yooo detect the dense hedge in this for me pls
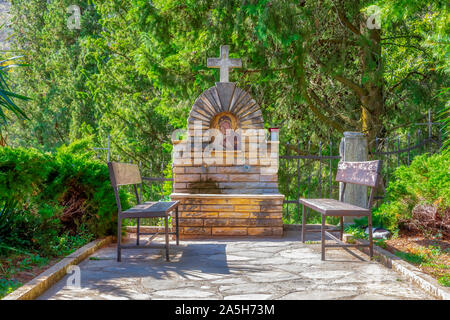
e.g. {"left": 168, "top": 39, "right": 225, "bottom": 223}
{"left": 372, "top": 151, "right": 450, "bottom": 236}
{"left": 0, "top": 138, "right": 130, "bottom": 256}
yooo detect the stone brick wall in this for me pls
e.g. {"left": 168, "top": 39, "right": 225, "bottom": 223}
{"left": 170, "top": 82, "right": 283, "bottom": 238}
{"left": 172, "top": 142, "right": 279, "bottom": 194}
{"left": 170, "top": 194, "right": 284, "bottom": 238}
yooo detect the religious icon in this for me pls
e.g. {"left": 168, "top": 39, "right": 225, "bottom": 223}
{"left": 219, "top": 115, "right": 239, "bottom": 150}
{"left": 212, "top": 113, "right": 240, "bottom": 150}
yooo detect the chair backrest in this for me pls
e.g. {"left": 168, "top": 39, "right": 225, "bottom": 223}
{"left": 335, "top": 160, "right": 383, "bottom": 209}
{"left": 108, "top": 162, "right": 142, "bottom": 212}
{"left": 108, "top": 162, "right": 142, "bottom": 187}
{"left": 335, "top": 160, "right": 382, "bottom": 187}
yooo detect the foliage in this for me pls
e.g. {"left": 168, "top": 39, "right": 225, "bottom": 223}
{"left": 375, "top": 0, "right": 449, "bottom": 120}
{"left": 439, "top": 93, "right": 450, "bottom": 150}
{"left": 350, "top": 152, "right": 450, "bottom": 235}
{"left": 0, "top": 250, "right": 49, "bottom": 279}
{"left": 395, "top": 250, "right": 428, "bottom": 265}
{"left": 345, "top": 219, "right": 449, "bottom": 287}
{"left": 0, "top": 21, "right": 30, "bottom": 143}
{"left": 0, "top": 203, "right": 58, "bottom": 254}
{"left": 0, "top": 54, "right": 29, "bottom": 128}
{"left": 0, "top": 138, "right": 130, "bottom": 256}
{"left": 394, "top": 244, "right": 450, "bottom": 287}
{"left": 0, "top": 278, "right": 21, "bottom": 298}
{"left": 439, "top": 274, "right": 450, "bottom": 287}
{"left": 344, "top": 152, "right": 449, "bottom": 237}
{"left": 2, "top": 0, "right": 446, "bottom": 169}
{"left": 0, "top": 146, "right": 52, "bottom": 204}
{"left": 374, "top": 0, "right": 449, "bottom": 73}
{"left": 343, "top": 224, "right": 391, "bottom": 249}
{"left": 0, "top": 232, "right": 92, "bottom": 298}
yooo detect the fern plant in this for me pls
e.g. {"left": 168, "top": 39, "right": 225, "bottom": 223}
{"left": 0, "top": 55, "right": 29, "bottom": 124}
{"left": 1, "top": 22, "right": 30, "bottom": 144}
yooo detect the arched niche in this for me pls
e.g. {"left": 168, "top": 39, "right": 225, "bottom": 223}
{"left": 187, "top": 82, "right": 264, "bottom": 133}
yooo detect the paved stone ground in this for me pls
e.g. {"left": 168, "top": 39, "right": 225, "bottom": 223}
{"left": 38, "top": 231, "right": 433, "bottom": 300}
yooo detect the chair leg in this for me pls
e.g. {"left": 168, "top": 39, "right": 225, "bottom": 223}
{"left": 321, "top": 215, "right": 325, "bottom": 261}
{"left": 165, "top": 214, "right": 170, "bottom": 261}
{"left": 117, "top": 217, "right": 122, "bottom": 262}
{"left": 340, "top": 217, "right": 344, "bottom": 241}
{"left": 176, "top": 206, "right": 179, "bottom": 246}
{"left": 301, "top": 205, "right": 306, "bottom": 243}
{"left": 368, "top": 214, "right": 373, "bottom": 258}
{"left": 136, "top": 218, "right": 140, "bottom": 246}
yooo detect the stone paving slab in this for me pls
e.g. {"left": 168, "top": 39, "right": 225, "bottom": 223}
{"left": 38, "top": 231, "right": 434, "bottom": 300}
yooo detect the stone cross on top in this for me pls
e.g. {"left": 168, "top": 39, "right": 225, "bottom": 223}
{"left": 207, "top": 45, "right": 242, "bottom": 83}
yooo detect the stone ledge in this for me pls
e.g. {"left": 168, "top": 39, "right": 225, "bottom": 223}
{"left": 346, "top": 236, "right": 450, "bottom": 300}
{"left": 2, "top": 236, "right": 113, "bottom": 300}
{"left": 177, "top": 233, "right": 284, "bottom": 240}
{"left": 171, "top": 193, "right": 284, "bottom": 199}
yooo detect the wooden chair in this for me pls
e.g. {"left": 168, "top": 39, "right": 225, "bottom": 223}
{"left": 108, "top": 162, "right": 180, "bottom": 262}
{"left": 299, "top": 160, "right": 383, "bottom": 260}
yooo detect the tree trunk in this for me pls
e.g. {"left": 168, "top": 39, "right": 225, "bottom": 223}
{"left": 361, "top": 85, "right": 384, "bottom": 146}
{"left": 360, "top": 17, "right": 384, "bottom": 148}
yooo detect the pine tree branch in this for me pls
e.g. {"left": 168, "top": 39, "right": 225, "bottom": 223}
{"left": 308, "top": 87, "right": 357, "bottom": 127}
{"left": 389, "top": 71, "right": 427, "bottom": 92}
{"left": 316, "top": 39, "right": 358, "bottom": 46}
{"left": 381, "top": 35, "right": 422, "bottom": 41}
{"left": 238, "top": 66, "right": 293, "bottom": 74}
{"left": 308, "top": 54, "right": 367, "bottom": 99}
{"left": 383, "top": 42, "right": 428, "bottom": 53}
{"left": 333, "top": 74, "right": 366, "bottom": 98}
{"left": 304, "top": 90, "right": 345, "bottom": 133}
{"left": 336, "top": 7, "right": 361, "bottom": 36}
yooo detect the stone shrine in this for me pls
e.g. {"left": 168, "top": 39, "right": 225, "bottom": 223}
{"left": 170, "top": 45, "right": 283, "bottom": 238}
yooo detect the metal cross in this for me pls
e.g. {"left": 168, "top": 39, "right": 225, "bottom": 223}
{"left": 207, "top": 45, "right": 242, "bottom": 83}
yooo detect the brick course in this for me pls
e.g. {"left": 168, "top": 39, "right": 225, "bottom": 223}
{"left": 171, "top": 194, "right": 284, "bottom": 239}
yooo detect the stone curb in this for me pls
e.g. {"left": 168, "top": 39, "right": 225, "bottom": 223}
{"left": 2, "top": 236, "right": 113, "bottom": 300}
{"left": 345, "top": 235, "right": 450, "bottom": 300}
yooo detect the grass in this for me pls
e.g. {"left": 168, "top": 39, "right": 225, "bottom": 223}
{"left": 345, "top": 225, "right": 450, "bottom": 287}
{"left": 0, "top": 278, "right": 22, "bottom": 297}
{"left": 0, "top": 252, "right": 50, "bottom": 298}
{"left": 304, "top": 240, "right": 321, "bottom": 244}
{"left": 282, "top": 211, "right": 340, "bottom": 225}
{"left": 395, "top": 251, "right": 426, "bottom": 264}
{"left": 393, "top": 244, "right": 450, "bottom": 287}
{"left": 438, "top": 274, "right": 450, "bottom": 286}
{"left": 88, "top": 257, "right": 101, "bottom": 261}
{"left": 0, "top": 233, "right": 93, "bottom": 298}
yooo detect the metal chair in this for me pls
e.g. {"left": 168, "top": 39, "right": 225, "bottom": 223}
{"left": 108, "top": 162, "right": 179, "bottom": 262}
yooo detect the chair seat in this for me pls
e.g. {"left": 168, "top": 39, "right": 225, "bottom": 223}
{"left": 299, "top": 198, "right": 370, "bottom": 216}
{"left": 121, "top": 201, "right": 179, "bottom": 218}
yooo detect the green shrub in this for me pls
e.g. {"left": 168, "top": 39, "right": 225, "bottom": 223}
{"left": 0, "top": 138, "right": 131, "bottom": 256}
{"left": 0, "top": 203, "right": 47, "bottom": 253}
{"left": 49, "top": 138, "right": 131, "bottom": 236}
{"left": 0, "top": 279, "right": 22, "bottom": 297}
{"left": 439, "top": 274, "right": 450, "bottom": 287}
{"left": 0, "top": 147, "right": 52, "bottom": 204}
{"left": 371, "top": 152, "right": 450, "bottom": 233}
